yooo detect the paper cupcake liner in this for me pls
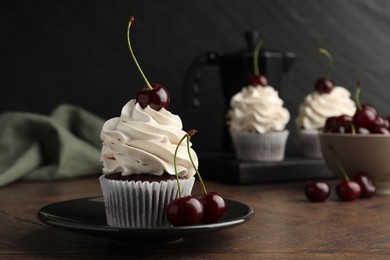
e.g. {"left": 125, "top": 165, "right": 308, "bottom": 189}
{"left": 299, "top": 129, "right": 322, "bottom": 158}
{"left": 230, "top": 130, "right": 289, "bottom": 162}
{"left": 99, "top": 175, "right": 195, "bottom": 228}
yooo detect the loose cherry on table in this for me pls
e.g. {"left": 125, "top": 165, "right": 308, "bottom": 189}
{"left": 248, "top": 39, "right": 268, "bottom": 87}
{"left": 335, "top": 180, "right": 361, "bottom": 201}
{"left": 315, "top": 48, "right": 335, "bottom": 94}
{"left": 304, "top": 181, "right": 331, "bottom": 202}
{"left": 127, "top": 16, "right": 170, "bottom": 111}
{"left": 353, "top": 172, "right": 376, "bottom": 198}
{"left": 328, "top": 144, "right": 362, "bottom": 201}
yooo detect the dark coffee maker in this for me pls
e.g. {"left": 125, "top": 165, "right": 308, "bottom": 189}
{"left": 183, "top": 31, "right": 296, "bottom": 151}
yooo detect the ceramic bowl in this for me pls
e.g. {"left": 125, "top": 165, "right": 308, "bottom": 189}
{"left": 319, "top": 133, "right": 390, "bottom": 195}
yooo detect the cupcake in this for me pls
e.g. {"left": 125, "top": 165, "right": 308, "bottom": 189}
{"left": 99, "top": 17, "right": 197, "bottom": 228}
{"left": 295, "top": 48, "right": 356, "bottom": 158}
{"left": 296, "top": 86, "right": 356, "bottom": 158}
{"left": 99, "top": 100, "right": 197, "bottom": 228}
{"left": 227, "top": 85, "right": 290, "bottom": 161}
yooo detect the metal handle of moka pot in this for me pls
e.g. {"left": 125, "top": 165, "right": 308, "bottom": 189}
{"left": 183, "top": 51, "right": 221, "bottom": 107}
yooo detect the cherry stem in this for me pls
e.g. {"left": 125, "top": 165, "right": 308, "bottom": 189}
{"left": 318, "top": 48, "right": 333, "bottom": 80}
{"left": 185, "top": 131, "right": 207, "bottom": 195}
{"left": 127, "top": 16, "right": 152, "bottom": 90}
{"left": 253, "top": 39, "right": 263, "bottom": 76}
{"left": 173, "top": 134, "right": 188, "bottom": 198}
{"left": 354, "top": 80, "right": 362, "bottom": 110}
{"left": 351, "top": 123, "right": 356, "bottom": 135}
{"left": 328, "top": 145, "right": 350, "bottom": 181}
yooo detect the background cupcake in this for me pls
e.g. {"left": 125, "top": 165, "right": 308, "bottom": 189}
{"left": 227, "top": 85, "right": 290, "bottom": 161}
{"left": 295, "top": 48, "right": 356, "bottom": 158}
{"left": 296, "top": 86, "right": 356, "bottom": 158}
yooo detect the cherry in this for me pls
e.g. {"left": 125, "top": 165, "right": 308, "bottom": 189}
{"left": 127, "top": 16, "right": 170, "bottom": 110}
{"left": 371, "top": 126, "right": 390, "bottom": 134}
{"left": 324, "top": 116, "right": 338, "bottom": 132}
{"left": 352, "top": 172, "right": 376, "bottom": 198}
{"left": 373, "top": 116, "right": 390, "bottom": 129}
{"left": 355, "top": 127, "right": 370, "bottom": 134}
{"left": 166, "top": 196, "right": 204, "bottom": 226}
{"left": 304, "top": 181, "right": 331, "bottom": 202}
{"left": 336, "top": 180, "right": 361, "bottom": 201}
{"left": 353, "top": 106, "right": 377, "bottom": 129}
{"left": 248, "top": 39, "right": 268, "bottom": 86}
{"left": 352, "top": 86, "right": 377, "bottom": 129}
{"left": 325, "top": 115, "right": 353, "bottom": 133}
{"left": 185, "top": 130, "right": 226, "bottom": 224}
{"left": 315, "top": 48, "right": 335, "bottom": 94}
{"left": 167, "top": 130, "right": 226, "bottom": 226}
{"left": 328, "top": 145, "right": 361, "bottom": 201}
{"left": 198, "top": 192, "right": 226, "bottom": 223}
{"left": 249, "top": 75, "right": 268, "bottom": 87}
{"left": 136, "top": 83, "right": 170, "bottom": 110}
{"left": 315, "top": 78, "right": 335, "bottom": 94}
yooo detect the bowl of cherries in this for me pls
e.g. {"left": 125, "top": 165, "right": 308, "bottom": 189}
{"left": 318, "top": 85, "right": 390, "bottom": 195}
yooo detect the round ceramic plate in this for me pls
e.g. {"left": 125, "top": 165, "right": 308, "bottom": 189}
{"left": 37, "top": 197, "right": 254, "bottom": 243}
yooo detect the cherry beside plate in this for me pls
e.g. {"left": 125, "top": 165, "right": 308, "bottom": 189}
{"left": 37, "top": 197, "right": 254, "bottom": 243}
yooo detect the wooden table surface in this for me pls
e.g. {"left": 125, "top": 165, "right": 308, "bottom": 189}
{"left": 1, "top": 176, "right": 390, "bottom": 259}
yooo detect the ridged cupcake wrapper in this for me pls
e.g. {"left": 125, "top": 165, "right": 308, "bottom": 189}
{"left": 99, "top": 175, "right": 195, "bottom": 228}
{"left": 299, "top": 129, "right": 322, "bottom": 159}
{"left": 231, "top": 130, "right": 289, "bottom": 162}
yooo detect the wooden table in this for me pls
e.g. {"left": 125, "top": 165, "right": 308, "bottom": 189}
{"left": 1, "top": 176, "right": 390, "bottom": 259}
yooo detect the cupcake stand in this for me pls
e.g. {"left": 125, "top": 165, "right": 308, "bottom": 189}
{"left": 199, "top": 152, "right": 334, "bottom": 184}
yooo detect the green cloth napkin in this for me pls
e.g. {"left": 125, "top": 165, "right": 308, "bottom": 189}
{"left": 0, "top": 104, "right": 104, "bottom": 187}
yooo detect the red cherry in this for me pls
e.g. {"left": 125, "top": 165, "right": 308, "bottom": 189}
{"left": 355, "top": 127, "right": 370, "bottom": 134}
{"left": 249, "top": 39, "right": 268, "bottom": 87}
{"left": 198, "top": 192, "right": 227, "bottom": 223}
{"left": 335, "top": 180, "right": 361, "bottom": 201}
{"left": 136, "top": 83, "right": 170, "bottom": 110}
{"left": 249, "top": 75, "right": 268, "bottom": 87}
{"left": 371, "top": 126, "right": 390, "bottom": 134}
{"left": 315, "top": 78, "right": 335, "bottom": 94}
{"left": 166, "top": 195, "right": 204, "bottom": 226}
{"left": 352, "top": 172, "right": 376, "bottom": 198}
{"left": 353, "top": 104, "right": 377, "bottom": 129}
{"left": 324, "top": 116, "right": 338, "bottom": 132}
{"left": 373, "top": 116, "right": 390, "bottom": 129}
{"left": 127, "top": 17, "right": 170, "bottom": 111}
{"left": 326, "top": 115, "right": 352, "bottom": 133}
{"left": 315, "top": 48, "right": 335, "bottom": 94}
{"left": 304, "top": 181, "right": 331, "bottom": 202}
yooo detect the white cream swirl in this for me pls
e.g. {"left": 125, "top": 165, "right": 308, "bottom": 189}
{"left": 227, "top": 85, "right": 290, "bottom": 134}
{"left": 100, "top": 100, "right": 198, "bottom": 179}
{"left": 295, "top": 86, "right": 356, "bottom": 129}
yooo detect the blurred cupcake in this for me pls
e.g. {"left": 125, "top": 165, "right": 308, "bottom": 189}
{"left": 227, "top": 85, "right": 290, "bottom": 161}
{"left": 296, "top": 86, "right": 355, "bottom": 158}
{"left": 296, "top": 48, "right": 356, "bottom": 158}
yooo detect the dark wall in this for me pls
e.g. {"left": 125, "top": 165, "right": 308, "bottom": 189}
{"left": 2, "top": 0, "right": 390, "bottom": 153}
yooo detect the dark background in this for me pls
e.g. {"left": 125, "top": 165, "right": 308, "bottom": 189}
{"left": 2, "top": 0, "right": 390, "bottom": 153}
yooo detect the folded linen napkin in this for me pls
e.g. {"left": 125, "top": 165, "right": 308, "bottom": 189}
{"left": 0, "top": 104, "right": 104, "bottom": 187}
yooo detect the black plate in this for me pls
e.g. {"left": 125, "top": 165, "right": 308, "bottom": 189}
{"left": 37, "top": 197, "right": 254, "bottom": 243}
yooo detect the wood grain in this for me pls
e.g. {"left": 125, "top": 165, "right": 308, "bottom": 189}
{"left": 1, "top": 177, "right": 390, "bottom": 258}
